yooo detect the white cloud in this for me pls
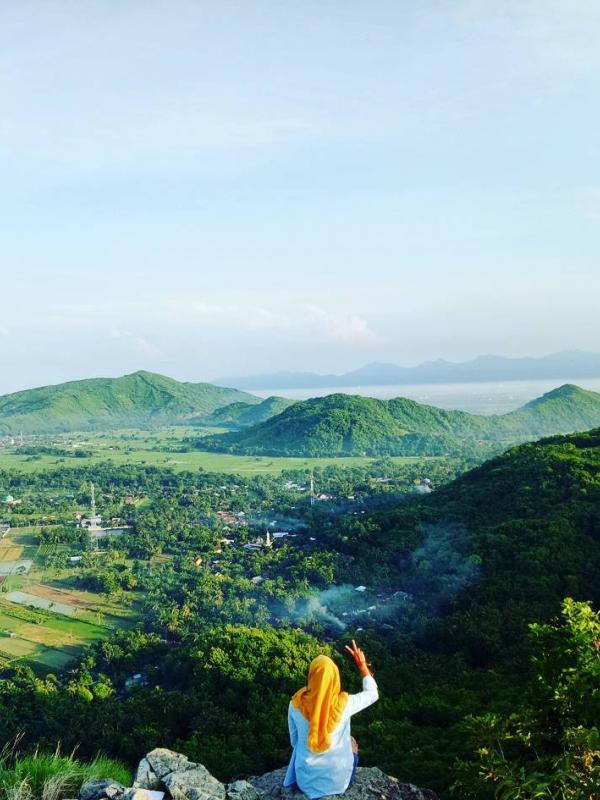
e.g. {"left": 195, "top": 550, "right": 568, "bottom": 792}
{"left": 171, "top": 298, "right": 383, "bottom": 345}
{"left": 0, "top": 326, "right": 11, "bottom": 338}
{"left": 108, "top": 327, "right": 160, "bottom": 358}
{"left": 302, "top": 305, "right": 384, "bottom": 345}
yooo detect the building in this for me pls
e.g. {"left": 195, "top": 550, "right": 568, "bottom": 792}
{"left": 80, "top": 483, "right": 130, "bottom": 547}
{"left": 76, "top": 513, "right": 103, "bottom": 529}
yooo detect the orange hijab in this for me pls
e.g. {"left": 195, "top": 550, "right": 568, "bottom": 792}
{"left": 291, "top": 655, "right": 349, "bottom": 753}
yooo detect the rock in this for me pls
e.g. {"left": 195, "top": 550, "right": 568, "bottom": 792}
{"left": 226, "top": 780, "right": 263, "bottom": 800}
{"left": 246, "top": 769, "right": 287, "bottom": 800}
{"left": 163, "top": 766, "right": 226, "bottom": 800}
{"left": 146, "top": 749, "right": 194, "bottom": 780}
{"left": 135, "top": 750, "right": 437, "bottom": 800}
{"left": 134, "top": 758, "right": 164, "bottom": 791}
{"left": 79, "top": 779, "right": 125, "bottom": 800}
{"left": 248, "top": 767, "right": 439, "bottom": 800}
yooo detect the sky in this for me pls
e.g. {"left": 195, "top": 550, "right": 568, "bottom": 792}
{"left": 1, "top": 0, "right": 599, "bottom": 393}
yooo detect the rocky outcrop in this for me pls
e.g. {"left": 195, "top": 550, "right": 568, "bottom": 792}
{"left": 79, "top": 749, "right": 438, "bottom": 800}
{"left": 249, "top": 767, "right": 438, "bottom": 800}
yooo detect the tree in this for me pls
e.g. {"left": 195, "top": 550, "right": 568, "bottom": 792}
{"left": 455, "top": 598, "right": 600, "bottom": 800}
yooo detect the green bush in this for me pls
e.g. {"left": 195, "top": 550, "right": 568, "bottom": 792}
{"left": 454, "top": 599, "right": 600, "bottom": 799}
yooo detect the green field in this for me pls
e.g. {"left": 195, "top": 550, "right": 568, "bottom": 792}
{"left": 0, "top": 526, "right": 137, "bottom": 673}
{"left": 0, "top": 429, "right": 430, "bottom": 475}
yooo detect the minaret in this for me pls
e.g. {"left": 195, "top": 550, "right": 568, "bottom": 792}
{"left": 265, "top": 530, "right": 272, "bottom": 547}
{"left": 310, "top": 470, "right": 315, "bottom": 507}
{"left": 90, "top": 482, "right": 96, "bottom": 520}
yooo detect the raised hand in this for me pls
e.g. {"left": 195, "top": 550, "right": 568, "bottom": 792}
{"left": 344, "top": 639, "right": 371, "bottom": 677}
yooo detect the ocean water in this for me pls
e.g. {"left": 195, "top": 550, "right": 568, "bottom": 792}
{"left": 251, "top": 377, "right": 600, "bottom": 416}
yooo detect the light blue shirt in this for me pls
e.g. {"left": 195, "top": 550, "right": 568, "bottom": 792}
{"left": 284, "top": 675, "right": 379, "bottom": 799}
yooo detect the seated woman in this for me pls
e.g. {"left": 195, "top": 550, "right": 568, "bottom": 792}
{"left": 284, "top": 640, "right": 379, "bottom": 799}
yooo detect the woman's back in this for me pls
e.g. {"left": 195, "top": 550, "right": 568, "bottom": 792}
{"left": 284, "top": 643, "right": 379, "bottom": 799}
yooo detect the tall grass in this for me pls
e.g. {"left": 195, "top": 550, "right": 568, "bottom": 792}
{"left": 0, "top": 744, "right": 131, "bottom": 800}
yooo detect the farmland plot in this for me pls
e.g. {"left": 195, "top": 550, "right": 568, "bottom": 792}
{"left": 6, "top": 590, "right": 78, "bottom": 616}
{"left": 0, "top": 560, "right": 33, "bottom": 576}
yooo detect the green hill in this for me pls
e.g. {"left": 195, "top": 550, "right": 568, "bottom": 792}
{"left": 198, "top": 396, "right": 296, "bottom": 429}
{"left": 199, "top": 384, "right": 600, "bottom": 456}
{"left": 0, "top": 371, "right": 258, "bottom": 434}
{"left": 495, "top": 383, "right": 600, "bottom": 436}
{"left": 355, "top": 425, "right": 600, "bottom": 660}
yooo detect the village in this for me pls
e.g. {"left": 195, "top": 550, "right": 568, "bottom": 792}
{"left": 0, "top": 453, "right": 447, "bottom": 676}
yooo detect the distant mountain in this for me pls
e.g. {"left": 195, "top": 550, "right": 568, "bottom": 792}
{"left": 199, "top": 384, "right": 600, "bottom": 457}
{"left": 199, "top": 396, "right": 296, "bottom": 429}
{"left": 216, "top": 350, "right": 600, "bottom": 389}
{"left": 0, "top": 371, "right": 258, "bottom": 434}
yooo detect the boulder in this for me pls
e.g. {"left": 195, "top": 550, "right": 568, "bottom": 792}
{"left": 163, "top": 766, "right": 226, "bottom": 800}
{"left": 134, "top": 758, "right": 164, "bottom": 791}
{"left": 80, "top": 779, "right": 126, "bottom": 800}
{"left": 146, "top": 749, "right": 194, "bottom": 780}
{"left": 247, "top": 767, "right": 439, "bottom": 800}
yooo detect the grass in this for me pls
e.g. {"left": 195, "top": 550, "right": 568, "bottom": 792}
{"left": 0, "top": 746, "right": 131, "bottom": 800}
{"left": 0, "top": 427, "right": 430, "bottom": 475}
{"left": 0, "top": 447, "right": 426, "bottom": 475}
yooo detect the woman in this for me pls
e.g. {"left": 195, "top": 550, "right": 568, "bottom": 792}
{"left": 284, "top": 640, "right": 379, "bottom": 799}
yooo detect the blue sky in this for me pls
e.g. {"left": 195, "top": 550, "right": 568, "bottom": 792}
{"left": 1, "top": 0, "right": 599, "bottom": 392}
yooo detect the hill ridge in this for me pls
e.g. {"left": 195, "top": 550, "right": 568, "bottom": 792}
{"left": 0, "top": 372, "right": 258, "bottom": 434}
{"left": 199, "top": 384, "right": 600, "bottom": 457}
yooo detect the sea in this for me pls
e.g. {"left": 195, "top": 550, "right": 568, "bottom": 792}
{"left": 251, "top": 378, "right": 600, "bottom": 416}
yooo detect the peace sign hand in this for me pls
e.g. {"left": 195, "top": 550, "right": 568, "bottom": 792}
{"left": 344, "top": 639, "right": 371, "bottom": 677}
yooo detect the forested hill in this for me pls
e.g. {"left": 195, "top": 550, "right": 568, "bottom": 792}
{"left": 0, "top": 371, "right": 258, "bottom": 434}
{"left": 200, "top": 384, "right": 600, "bottom": 456}
{"left": 199, "top": 395, "right": 296, "bottom": 429}
{"left": 349, "top": 426, "right": 600, "bottom": 662}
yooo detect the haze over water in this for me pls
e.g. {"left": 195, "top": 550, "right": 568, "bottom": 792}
{"left": 252, "top": 378, "right": 600, "bottom": 416}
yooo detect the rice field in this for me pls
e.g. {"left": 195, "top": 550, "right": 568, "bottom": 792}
{"left": 6, "top": 591, "right": 78, "bottom": 616}
{"left": 0, "top": 526, "right": 137, "bottom": 673}
{"left": 0, "top": 545, "right": 24, "bottom": 561}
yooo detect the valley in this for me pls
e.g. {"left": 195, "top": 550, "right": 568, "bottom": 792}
{"left": 1, "top": 422, "right": 599, "bottom": 797}
{"left": 1, "top": 373, "right": 599, "bottom": 799}
{"left": 0, "top": 428, "right": 432, "bottom": 475}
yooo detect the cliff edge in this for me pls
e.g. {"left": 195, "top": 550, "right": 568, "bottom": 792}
{"left": 80, "top": 749, "right": 439, "bottom": 800}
